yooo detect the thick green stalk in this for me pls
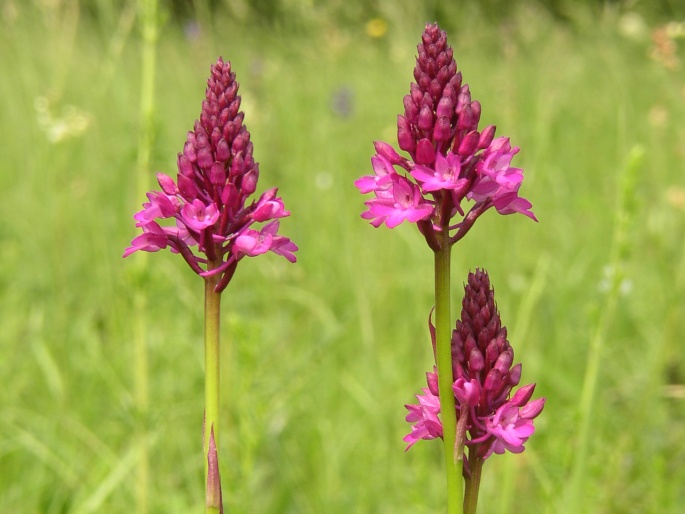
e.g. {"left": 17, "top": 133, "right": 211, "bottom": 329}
{"left": 463, "top": 450, "right": 484, "bottom": 514}
{"left": 434, "top": 227, "right": 463, "bottom": 513}
{"left": 204, "top": 271, "right": 222, "bottom": 514}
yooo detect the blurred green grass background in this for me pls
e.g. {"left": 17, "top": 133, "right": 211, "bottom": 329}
{"left": 1, "top": 0, "right": 685, "bottom": 512}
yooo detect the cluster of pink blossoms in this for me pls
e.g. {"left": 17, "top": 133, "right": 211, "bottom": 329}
{"left": 124, "top": 58, "right": 297, "bottom": 292}
{"left": 355, "top": 24, "right": 535, "bottom": 248}
{"left": 404, "top": 270, "right": 545, "bottom": 464}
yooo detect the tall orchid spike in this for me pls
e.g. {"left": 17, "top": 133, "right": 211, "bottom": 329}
{"left": 125, "top": 57, "right": 297, "bottom": 292}
{"left": 355, "top": 23, "right": 536, "bottom": 247}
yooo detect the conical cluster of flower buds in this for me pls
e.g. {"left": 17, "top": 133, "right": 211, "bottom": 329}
{"left": 404, "top": 270, "right": 545, "bottom": 460}
{"left": 124, "top": 58, "right": 297, "bottom": 292}
{"left": 355, "top": 24, "right": 535, "bottom": 249}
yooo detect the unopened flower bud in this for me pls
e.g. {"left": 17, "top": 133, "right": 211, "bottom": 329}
{"left": 457, "top": 130, "right": 479, "bottom": 156}
{"left": 216, "top": 138, "right": 230, "bottom": 162}
{"left": 398, "top": 116, "right": 415, "bottom": 153}
{"left": 469, "top": 347, "right": 485, "bottom": 371}
{"left": 241, "top": 168, "right": 258, "bottom": 195}
{"left": 209, "top": 162, "right": 226, "bottom": 185}
{"left": 484, "top": 368, "right": 502, "bottom": 392}
{"left": 403, "top": 95, "right": 419, "bottom": 122}
{"left": 157, "top": 173, "right": 178, "bottom": 195}
{"left": 418, "top": 105, "right": 434, "bottom": 131}
{"left": 437, "top": 96, "right": 453, "bottom": 118}
{"left": 478, "top": 125, "right": 496, "bottom": 149}
{"left": 374, "top": 141, "right": 403, "bottom": 165}
{"left": 415, "top": 138, "right": 435, "bottom": 165}
{"left": 432, "top": 116, "right": 452, "bottom": 142}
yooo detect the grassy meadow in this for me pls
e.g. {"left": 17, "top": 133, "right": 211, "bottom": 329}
{"left": 1, "top": 1, "right": 685, "bottom": 512}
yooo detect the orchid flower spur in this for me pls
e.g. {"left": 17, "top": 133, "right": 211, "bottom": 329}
{"left": 404, "top": 270, "right": 545, "bottom": 511}
{"left": 124, "top": 57, "right": 297, "bottom": 514}
{"left": 125, "top": 57, "right": 297, "bottom": 293}
{"left": 355, "top": 23, "right": 535, "bottom": 250}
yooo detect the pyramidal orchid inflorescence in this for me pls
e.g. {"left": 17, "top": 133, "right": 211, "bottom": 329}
{"left": 124, "top": 57, "right": 297, "bottom": 292}
{"left": 404, "top": 269, "right": 545, "bottom": 466}
{"left": 355, "top": 23, "right": 535, "bottom": 250}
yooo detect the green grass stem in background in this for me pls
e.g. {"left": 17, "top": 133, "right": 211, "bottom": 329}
{"left": 132, "top": 0, "right": 159, "bottom": 512}
{"left": 1, "top": 2, "right": 684, "bottom": 512}
{"left": 562, "top": 145, "right": 644, "bottom": 512}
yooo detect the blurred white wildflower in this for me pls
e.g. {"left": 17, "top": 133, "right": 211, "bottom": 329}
{"left": 34, "top": 96, "right": 90, "bottom": 143}
{"left": 617, "top": 12, "right": 648, "bottom": 41}
{"left": 598, "top": 265, "right": 632, "bottom": 296}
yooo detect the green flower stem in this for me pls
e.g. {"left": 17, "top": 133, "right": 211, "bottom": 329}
{"left": 434, "top": 227, "right": 463, "bottom": 514}
{"left": 204, "top": 269, "right": 222, "bottom": 514}
{"left": 463, "top": 450, "right": 484, "bottom": 514}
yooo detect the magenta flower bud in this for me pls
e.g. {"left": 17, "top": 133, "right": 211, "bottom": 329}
{"left": 178, "top": 154, "right": 194, "bottom": 177}
{"left": 221, "top": 183, "right": 238, "bottom": 209}
{"left": 418, "top": 105, "right": 434, "bottom": 132}
{"left": 510, "top": 383, "right": 536, "bottom": 407}
{"left": 216, "top": 138, "right": 230, "bottom": 162}
{"left": 468, "top": 347, "right": 484, "bottom": 371}
{"left": 403, "top": 95, "right": 419, "bottom": 122}
{"left": 484, "top": 368, "right": 502, "bottom": 392}
{"left": 209, "top": 162, "right": 225, "bottom": 185}
{"left": 478, "top": 125, "right": 496, "bottom": 149}
{"left": 464, "top": 333, "right": 477, "bottom": 356}
{"left": 427, "top": 369, "right": 439, "bottom": 396}
{"left": 229, "top": 154, "right": 244, "bottom": 178}
{"left": 241, "top": 168, "right": 258, "bottom": 195}
{"left": 178, "top": 173, "right": 199, "bottom": 200}
{"left": 231, "top": 130, "right": 250, "bottom": 154}
{"left": 157, "top": 173, "right": 178, "bottom": 195}
{"left": 432, "top": 116, "right": 452, "bottom": 142}
{"left": 183, "top": 140, "right": 197, "bottom": 163}
{"left": 373, "top": 141, "right": 403, "bottom": 165}
{"left": 470, "top": 100, "right": 482, "bottom": 125}
{"left": 508, "top": 363, "right": 522, "bottom": 385}
{"left": 397, "top": 116, "right": 415, "bottom": 153}
{"left": 415, "top": 138, "right": 436, "bottom": 165}
{"left": 436, "top": 96, "right": 453, "bottom": 118}
{"left": 494, "top": 351, "right": 513, "bottom": 375}
{"left": 520, "top": 397, "right": 546, "bottom": 419}
{"left": 410, "top": 83, "right": 423, "bottom": 105}
{"left": 457, "top": 103, "right": 474, "bottom": 130}
{"left": 227, "top": 98, "right": 240, "bottom": 119}
{"left": 457, "top": 130, "right": 479, "bottom": 156}
{"left": 197, "top": 146, "right": 213, "bottom": 171}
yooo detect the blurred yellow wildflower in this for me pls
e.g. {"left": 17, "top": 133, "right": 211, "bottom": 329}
{"left": 366, "top": 17, "right": 388, "bottom": 39}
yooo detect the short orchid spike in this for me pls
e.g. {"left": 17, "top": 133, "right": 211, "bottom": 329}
{"left": 404, "top": 269, "right": 545, "bottom": 460}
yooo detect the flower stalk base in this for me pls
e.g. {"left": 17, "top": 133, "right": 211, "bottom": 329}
{"left": 204, "top": 268, "right": 222, "bottom": 513}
